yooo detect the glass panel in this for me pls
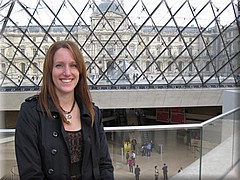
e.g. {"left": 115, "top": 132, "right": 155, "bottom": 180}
{"left": 1, "top": 108, "right": 239, "bottom": 179}
{"left": 0, "top": 131, "right": 16, "bottom": 179}
{"left": 202, "top": 117, "right": 232, "bottom": 178}
{"left": 201, "top": 110, "right": 240, "bottom": 179}
{"left": 0, "top": 0, "right": 239, "bottom": 89}
{"left": 108, "top": 128, "right": 201, "bottom": 179}
{"left": 232, "top": 109, "right": 240, "bottom": 171}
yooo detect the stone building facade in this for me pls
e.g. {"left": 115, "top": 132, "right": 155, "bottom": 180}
{"left": 0, "top": 0, "right": 239, "bottom": 87}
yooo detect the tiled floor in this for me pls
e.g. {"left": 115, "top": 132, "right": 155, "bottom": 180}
{"left": 110, "top": 130, "right": 195, "bottom": 180}
{"left": 1, "top": 138, "right": 195, "bottom": 180}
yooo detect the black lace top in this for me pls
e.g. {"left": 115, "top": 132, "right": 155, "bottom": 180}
{"left": 66, "top": 130, "right": 83, "bottom": 180}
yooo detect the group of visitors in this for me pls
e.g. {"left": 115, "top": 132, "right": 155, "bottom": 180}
{"left": 153, "top": 163, "right": 169, "bottom": 180}
{"left": 128, "top": 162, "right": 169, "bottom": 180}
{"left": 125, "top": 150, "right": 142, "bottom": 180}
{"left": 141, "top": 140, "right": 153, "bottom": 157}
{"left": 126, "top": 150, "right": 136, "bottom": 172}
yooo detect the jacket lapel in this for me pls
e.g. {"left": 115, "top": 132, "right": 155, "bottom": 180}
{"left": 75, "top": 95, "right": 93, "bottom": 170}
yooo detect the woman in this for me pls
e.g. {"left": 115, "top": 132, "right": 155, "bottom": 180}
{"left": 15, "top": 40, "right": 114, "bottom": 179}
{"left": 154, "top": 165, "right": 159, "bottom": 180}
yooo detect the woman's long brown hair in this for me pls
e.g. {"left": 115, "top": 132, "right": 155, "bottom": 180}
{"left": 39, "top": 40, "right": 94, "bottom": 125}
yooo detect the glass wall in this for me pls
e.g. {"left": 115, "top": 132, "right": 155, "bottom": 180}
{"left": 0, "top": 0, "right": 239, "bottom": 91}
{"left": 199, "top": 109, "right": 240, "bottom": 179}
{"left": 1, "top": 107, "right": 239, "bottom": 179}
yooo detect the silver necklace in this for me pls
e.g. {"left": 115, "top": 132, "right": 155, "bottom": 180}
{"left": 60, "top": 101, "right": 75, "bottom": 123}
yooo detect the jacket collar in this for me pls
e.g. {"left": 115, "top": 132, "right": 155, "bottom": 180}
{"left": 75, "top": 94, "right": 91, "bottom": 117}
{"left": 75, "top": 94, "right": 92, "bottom": 127}
{"left": 36, "top": 95, "right": 58, "bottom": 113}
{"left": 35, "top": 94, "right": 92, "bottom": 126}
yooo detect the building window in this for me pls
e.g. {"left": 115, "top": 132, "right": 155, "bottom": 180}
{"left": 179, "top": 36, "right": 182, "bottom": 42}
{"left": 206, "top": 61, "right": 210, "bottom": 71}
{"left": 32, "top": 62, "right": 38, "bottom": 73}
{"left": 188, "top": 47, "right": 192, "bottom": 56}
{"left": 107, "top": 46, "right": 114, "bottom": 56}
{"left": 20, "top": 47, "right": 25, "bottom": 55}
{"left": 45, "top": 46, "right": 49, "bottom": 54}
{"left": 156, "top": 45, "right": 161, "bottom": 55}
{"left": 156, "top": 61, "right": 161, "bottom": 71}
{"left": 20, "top": 63, "right": 26, "bottom": 74}
{"left": 33, "top": 48, "right": 38, "bottom": 56}
{"left": 178, "top": 46, "right": 183, "bottom": 55}
{"left": 146, "top": 61, "right": 151, "bottom": 72}
{"left": 168, "top": 47, "right": 171, "bottom": 56}
{"left": 130, "top": 44, "right": 135, "bottom": 56}
{"left": 146, "top": 36, "right": 149, "bottom": 42}
{"left": 146, "top": 48, "right": 151, "bottom": 57}
{"left": 44, "top": 36, "right": 48, "bottom": 42}
{"left": 228, "top": 43, "right": 232, "bottom": 55}
{"left": 1, "top": 48, "right": 5, "bottom": 56}
{"left": 189, "top": 62, "right": 192, "bottom": 72}
{"left": 168, "top": 61, "right": 172, "bottom": 71}
{"left": 1, "top": 63, "right": 6, "bottom": 74}
{"left": 178, "top": 61, "right": 183, "bottom": 71}
{"left": 206, "top": 37, "right": 209, "bottom": 44}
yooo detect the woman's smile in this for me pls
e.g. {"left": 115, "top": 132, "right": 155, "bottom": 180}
{"left": 61, "top": 78, "right": 73, "bottom": 83}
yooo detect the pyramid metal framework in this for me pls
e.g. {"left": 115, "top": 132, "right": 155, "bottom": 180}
{"left": 0, "top": 0, "right": 239, "bottom": 91}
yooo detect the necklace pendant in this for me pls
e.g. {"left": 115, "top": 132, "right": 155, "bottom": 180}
{"left": 60, "top": 101, "right": 75, "bottom": 124}
{"left": 66, "top": 114, "right": 72, "bottom": 123}
{"left": 66, "top": 114, "right": 72, "bottom": 120}
{"left": 66, "top": 118, "right": 71, "bottom": 124}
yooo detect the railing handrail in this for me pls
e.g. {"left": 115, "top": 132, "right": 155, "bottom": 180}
{"left": 1, "top": 107, "right": 239, "bottom": 133}
{"left": 200, "top": 107, "right": 240, "bottom": 126}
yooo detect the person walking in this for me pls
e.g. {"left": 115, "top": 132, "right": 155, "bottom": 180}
{"left": 131, "top": 151, "right": 136, "bottom": 167}
{"left": 15, "top": 40, "right": 114, "bottom": 180}
{"left": 162, "top": 163, "right": 168, "bottom": 180}
{"left": 132, "top": 138, "right": 137, "bottom": 151}
{"left": 126, "top": 151, "right": 130, "bottom": 165}
{"left": 154, "top": 165, "right": 159, "bottom": 180}
{"left": 134, "top": 164, "right": 141, "bottom": 180}
{"left": 141, "top": 144, "right": 146, "bottom": 156}
{"left": 146, "top": 142, "right": 151, "bottom": 157}
{"left": 129, "top": 158, "right": 133, "bottom": 173}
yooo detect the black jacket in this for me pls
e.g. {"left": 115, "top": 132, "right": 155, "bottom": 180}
{"left": 15, "top": 95, "right": 114, "bottom": 180}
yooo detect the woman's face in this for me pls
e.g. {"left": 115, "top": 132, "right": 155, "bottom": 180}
{"left": 52, "top": 48, "right": 79, "bottom": 96}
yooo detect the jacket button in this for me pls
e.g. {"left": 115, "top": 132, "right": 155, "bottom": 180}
{"left": 52, "top": 131, "right": 59, "bottom": 137}
{"left": 52, "top": 113, "right": 59, "bottom": 119}
{"left": 48, "top": 168, "right": 54, "bottom": 175}
{"left": 51, "top": 149, "right": 58, "bottom": 155}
